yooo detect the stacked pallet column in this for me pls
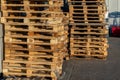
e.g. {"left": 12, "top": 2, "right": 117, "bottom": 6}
{"left": 69, "top": 0, "right": 108, "bottom": 58}
{"left": 1, "top": 0, "right": 68, "bottom": 80}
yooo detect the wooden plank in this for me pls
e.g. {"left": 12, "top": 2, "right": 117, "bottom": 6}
{"left": 70, "top": 38, "right": 108, "bottom": 43}
{"left": 71, "top": 25, "right": 106, "bottom": 29}
{"left": 70, "top": 49, "right": 108, "bottom": 58}
{"left": 68, "top": 0, "right": 105, "bottom": 3}
{"left": 70, "top": 23, "right": 106, "bottom": 25}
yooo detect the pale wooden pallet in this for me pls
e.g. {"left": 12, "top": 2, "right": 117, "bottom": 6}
{"left": 70, "top": 43, "right": 108, "bottom": 49}
{"left": 4, "top": 77, "right": 61, "bottom": 80}
{"left": 1, "top": 10, "right": 66, "bottom": 18}
{"left": 4, "top": 36, "right": 68, "bottom": 45}
{"left": 69, "top": 12, "right": 105, "bottom": 15}
{"left": 70, "top": 54, "right": 107, "bottom": 59}
{"left": 68, "top": 1, "right": 105, "bottom": 4}
{"left": 3, "top": 73, "right": 58, "bottom": 80}
{"left": 70, "top": 45, "right": 108, "bottom": 52}
{"left": 68, "top": 0, "right": 105, "bottom": 2}
{"left": 1, "top": 0, "right": 63, "bottom": 6}
{"left": 1, "top": 6, "right": 63, "bottom": 13}
{"left": 4, "top": 30, "right": 68, "bottom": 38}
{"left": 69, "top": 23, "right": 106, "bottom": 26}
{"left": 70, "top": 6, "right": 105, "bottom": 10}
{"left": 4, "top": 35, "right": 68, "bottom": 42}
{"left": 71, "top": 28, "right": 108, "bottom": 34}
{"left": 3, "top": 24, "right": 68, "bottom": 33}
{"left": 70, "top": 20, "right": 105, "bottom": 24}
{"left": 69, "top": 4, "right": 105, "bottom": 7}
{"left": 69, "top": 5, "right": 105, "bottom": 7}
{"left": 4, "top": 47, "right": 67, "bottom": 61}
{"left": 5, "top": 42, "right": 68, "bottom": 50}
{"left": 71, "top": 25, "right": 106, "bottom": 29}
{"left": 1, "top": 16, "right": 66, "bottom": 24}
{"left": 3, "top": 51, "right": 64, "bottom": 79}
{"left": 1, "top": 21, "right": 67, "bottom": 26}
{"left": 71, "top": 35, "right": 107, "bottom": 39}
{"left": 70, "top": 44, "right": 108, "bottom": 48}
{"left": 70, "top": 38, "right": 108, "bottom": 43}
{"left": 3, "top": 55, "right": 63, "bottom": 79}
{"left": 70, "top": 15, "right": 105, "bottom": 18}
{"left": 70, "top": 49, "right": 108, "bottom": 59}
{"left": 71, "top": 31, "right": 107, "bottom": 35}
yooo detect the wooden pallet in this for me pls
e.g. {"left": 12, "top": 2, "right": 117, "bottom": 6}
{"left": 69, "top": 1, "right": 105, "bottom": 5}
{"left": 71, "top": 42, "right": 108, "bottom": 47}
{"left": 71, "top": 34, "right": 107, "bottom": 38}
{"left": 69, "top": 14, "right": 105, "bottom": 23}
{"left": 71, "top": 24, "right": 106, "bottom": 29}
{"left": 71, "top": 35, "right": 107, "bottom": 39}
{"left": 4, "top": 31, "right": 68, "bottom": 39}
{"left": 5, "top": 36, "right": 68, "bottom": 45}
{"left": 3, "top": 55, "right": 63, "bottom": 79}
{"left": 68, "top": 0, "right": 105, "bottom": 2}
{"left": 1, "top": 0, "right": 64, "bottom": 6}
{"left": 71, "top": 32, "right": 107, "bottom": 35}
{"left": 4, "top": 29, "right": 68, "bottom": 37}
{"left": 70, "top": 16, "right": 104, "bottom": 21}
{"left": 4, "top": 77, "right": 55, "bottom": 80}
{"left": 5, "top": 43, "right": 67, "bottom": 52}
{"left": 4, "top": 24, "right": 68, "bottom": 32}
{"left": 1, "top": 11, "right": 66, "bottom": 18}
{"left": 70, "top": 20, "right": 104, "bottom": 24}
{"left": 70, "top": 38, "right": 108, "bottom": 43}
{"left": 3, "top": 51, "right": 64, "bottom": 79}
{"left": 71, "top": 46, "right": 108, "bottom": 51}
{"left": 71, "top": 28, "right": 108, "bottom": 34}
{"left": 70, "top": 43, "right": 108, "bottom": 48}
{"left": 70, "top": 49, "right": 108, "bottom": 59}
{"left": 69, "top": 5, "right": 106, "bottom": 10}
{"left": 70, "top": 23, "right": 106, "bottom": 26}
{"left": 1, "top": 17, "right": 67, "bottom": 24}
{"left": 4, "top": 77, "right": 61, "bottom": 80}
{"left": 5, "top": 48, "right": 67, "bottom": 57}
{"left": 69, "top": 2, "right": 105, "bottom": 7}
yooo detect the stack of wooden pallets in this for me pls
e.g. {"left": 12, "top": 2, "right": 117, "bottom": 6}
{"left": 68, "top": 0, "right": 108, "bottom": 58}
{"left": 1, "top": 0, "right": 68, "bottom": 79}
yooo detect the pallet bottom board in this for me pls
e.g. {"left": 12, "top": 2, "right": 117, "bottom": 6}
{"left": 3, "top": 76, "right": 57, "bottom": 80}
{"left": 70, "top": 54, "right": 107, "bottom": 59}
{"left": 3, "top": 72, "right": 59, "bottom": 80}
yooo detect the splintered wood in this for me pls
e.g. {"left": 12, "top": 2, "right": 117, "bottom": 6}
{"left": 1, "top": 0, "right": 68, "bottom": 80}
{"left": 69, "top": 0, "right": 108, "bottom": 59}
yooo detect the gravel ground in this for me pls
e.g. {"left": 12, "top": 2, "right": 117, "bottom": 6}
{"left": 61, "top": 37, "right": 120, "bottom": 80}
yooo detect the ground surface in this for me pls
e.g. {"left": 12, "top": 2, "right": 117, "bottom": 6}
{"left": 61, "top": 37, "right": 120, "bottom": 80}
